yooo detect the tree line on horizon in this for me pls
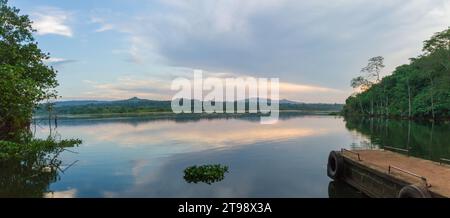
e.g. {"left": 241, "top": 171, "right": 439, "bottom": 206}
{"left": 343, "top": 27, "right": 450, "bottom": 120}
{"left": 34, "top": 98, "right": 343, "bottom": 116}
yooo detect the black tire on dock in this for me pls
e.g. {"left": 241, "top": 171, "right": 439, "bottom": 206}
{"left": 397, "top": 184, "right": 431, "bottom": 198}
{"left": 327, "top": 151, "right": 344, "bottom": 180}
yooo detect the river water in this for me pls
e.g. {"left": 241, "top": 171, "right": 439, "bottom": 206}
{"left": 3, "top": 115, "right": 449, "bottom": 197}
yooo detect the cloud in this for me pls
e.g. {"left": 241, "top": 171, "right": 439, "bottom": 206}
{"left": 78, "top": 76, "right": 172, "bottom": 100}
{"left": 280, "top": 82, "right": 341, "bottom": 94}
{"left": 279, "top": 82, "right": 347, "bottom": 103}
{"left": 90, "top": 16, "right": 114, "bottom": 32}
{"left": 32, "top": 7, "right": 73, "bottom": 37}
{"left": 67, "top": 115, "right": 336, "bottom": 149}
{"left": 71, "top": 69, "right": 345, "bottom": 103}
{"left": 95, "top": 23, "right": 114, "bottom": 32}
{"left": 44, "top": 57, "right": 77, "bottom": 66}
{"left": 93, "top": 0, "right": 450, "bottom": 91}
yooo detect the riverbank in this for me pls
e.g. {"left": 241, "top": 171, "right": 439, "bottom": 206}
{"left": 343, "top": 114, "right": 450, "bottom": 124}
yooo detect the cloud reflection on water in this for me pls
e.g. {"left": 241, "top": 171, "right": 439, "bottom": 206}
{"left": 36, "top": 116, "right": 351, "bottom": 197}
{"left": 52, "top": 116, "right": 340, "bottom": 151}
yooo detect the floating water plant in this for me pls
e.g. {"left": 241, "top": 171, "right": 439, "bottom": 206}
{"left": 183, "top": 164, "right": 229, "bottom": 185}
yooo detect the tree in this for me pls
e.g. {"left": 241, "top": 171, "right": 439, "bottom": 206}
{"left": 423, "top": 27, "right": 450, "bottom": 54}
{"left": 396, "top": 65, "right": 418, "bottom": 118}
{"left": 351, "top": 56, "right": 385, "bottom": 116}
{"left": 362, "top": 56, "right": 385, "bottom": 82}
{"left": 350, "top": 76, "right": 372, "bottom": 114}
{"left": 0, "top": 0, "right": 58, "bottom": 140}
{"left": 351, "top": 76, "right": 372, "bottom": 91}
{"left": 423, "top": 27, "right": 450, "bottom": 74}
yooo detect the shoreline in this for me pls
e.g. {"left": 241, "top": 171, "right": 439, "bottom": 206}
{"left": 32, "top": 110, "right": 341, "bottom": 120}
{"left": 343, "top": 114, "right": 450, "bottom": 124}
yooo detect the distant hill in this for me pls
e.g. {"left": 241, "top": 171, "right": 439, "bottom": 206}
{"left": 50, "top": 100, "right": 109, "bottom": 107}
{"left": 278, "top": 99, "right": 302, "bottom": 104}
{"left": 35, "top": 97, "right": 343, "bottom": 116}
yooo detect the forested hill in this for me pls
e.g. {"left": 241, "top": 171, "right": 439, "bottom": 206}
{"left": 34, "top": 97, "right": 343, "bottom": 116}
{"left": 343, "top": 27, "right": 450, "bottom": 120}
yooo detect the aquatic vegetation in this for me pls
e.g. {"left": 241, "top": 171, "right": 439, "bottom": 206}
{"left": 0, "top": 137, "right": 82, "bottom": 160}
{"left": 183, "top": 164, "right": 229, "bottom": 185}
{"left": 0, "top": 137, "right": 82, "bottom": 197}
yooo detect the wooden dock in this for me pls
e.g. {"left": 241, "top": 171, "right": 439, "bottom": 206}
{"left": 327, "top": 149, "right": 450, "bottom": 198}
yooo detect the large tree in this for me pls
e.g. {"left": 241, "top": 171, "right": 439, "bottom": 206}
{"left": 350, "top": 56, "right": 385, "bottom": 116}
{"left": 423, "top": 27, "right": 450, "bottom": 54}
{"left": 361, "top": 56, "right": 385, "bottom": 82}
{"left": 0, "top": 0, "right": 58, "bottom": 139}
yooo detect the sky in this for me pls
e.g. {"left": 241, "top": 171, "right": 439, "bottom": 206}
{"left": 9, "top": 0, "right": 450, "bottom": 103}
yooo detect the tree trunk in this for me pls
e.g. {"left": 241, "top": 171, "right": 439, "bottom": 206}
{"left": 407, "top": 120, "right": 411, "bottom": 149}
{"left": 359, "top": 99, "right": 364, "bottom": 115}
{"left": 383, "top": 85, "right": 388, "bottom": 117}
{"left": 429, "top": 76, "right": 436, "bottom": 120}
{"left": 371, "top": 99, "right": 374, "bottom": 116}
{"left": 407, "top": 80, "right": 412, "bottom": 118}
{"left": 386, "top": 96, "right": 389, "bottom": 117}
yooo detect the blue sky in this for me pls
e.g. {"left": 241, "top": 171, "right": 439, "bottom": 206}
{"left": 9, "top": 0, "right": 450, "bottom": 103}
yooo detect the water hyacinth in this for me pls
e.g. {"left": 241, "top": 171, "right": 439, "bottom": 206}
{"left": 183, "top": 164, "right": 229, "bottom": 185}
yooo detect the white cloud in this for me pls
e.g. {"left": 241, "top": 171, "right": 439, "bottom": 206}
{"left": 280, "top": 82, "right": 348, "bottom": 103}
{"left": 78, "top": 76, "right": 172, "bottom": 100}
{"left": 90, "top": 16, "right": 114, "bottom": 32}
{"left": 44, "top": 188, "right": 77, "bottom": 198}
{"left": 44, "top": 57, "right": 67, "bottom": 63}
{"left": 43, "top": 57, "right": 76, "bottom": 66}
{"left": 280, "top": 82, "right": 341, "bottom": 94}
{"left": 32, "top": 7, "right": 73, "bottom": 37}
{"left": 95, "top": 23, "right": 114, "bottom": 32}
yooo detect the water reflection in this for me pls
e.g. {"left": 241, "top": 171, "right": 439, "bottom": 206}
{"left": 44, "top": 188, "right": 77, "bottom": 198}
{"left": 344, "top": 117, "right": 450, "bottom": 161}
{"left": 0, "top": 146, "right": 75, "bottom": 198}
{"left": 9, "top": 115, "right": 356, "bottom": 197}
{"left": 7, "top": 115, "right": 447, "bottom": 198}
{"left": 328, "top": 181, "right": 365, "bottom": 198}
{"left": 36, "top": 115, "right": 337, "bottom": 152}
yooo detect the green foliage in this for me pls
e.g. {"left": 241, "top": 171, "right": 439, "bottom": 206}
{"left": 351, "top": 76, "right": 371, "bottom": 89}
{"left": 344, "top": 27, "right": 450, "bottom": 120}
{"left": 423, "top": 27, "right": 450, "bottom": 54}
{"left": 183, "top": 164, "right": 229, "bottom": 185}
{"left": 0, "top": 0, "right": 80, "bottom": 195}
{"left": 0, "top": 136, "right": 81, "bottom": 197}
{"left": 0, "top": 137, "right": 82, "bottom": 160}
{"left": 0, "top": 0, "right": 58, "bottom": 139}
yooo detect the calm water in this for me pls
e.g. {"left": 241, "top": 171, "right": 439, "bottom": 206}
{"left": 2, "top": 115, "right": 450, "bottom": 198}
